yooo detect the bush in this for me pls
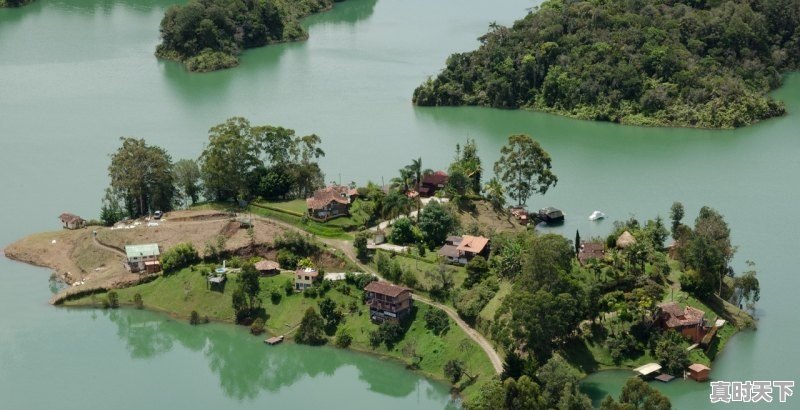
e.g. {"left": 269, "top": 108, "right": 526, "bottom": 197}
{"left": 184, "top": 50, "right": 239, "bottom": 73}
{"left": 161, "top": 243, "right": 200, "bottom": 273}
{"left": 453, "top": 282, "right": 494, "bottom": 324}
{"left": 335, "top": 328, "right": 353, "bottom": 348}
{"left": 400, "top": 270, "right": 418, "bottom": 288}
{"left": 390, "top": 217, "right": 417, "bottom": 245}
{"left": 107, "top": 291, "right": 119, "bottom": 309}
{"left": 133, "top": 293, "right": 143, "bottom": 309}
{"left": 443, "top": 359, "right": 465, "bottom": 384}
{"left": 277, "top": 249, "right": 299, "bottom": 270}
{"left": 303, "top": 287, "right": 318, "bottom": 298}
{"left": 190, "top": 310, "right": 200, "bottom": 325}
{"left": 295, "top": 307, "right": 326, "bottom": 345}
{"left": 270, "top": 289, "right": 282, "bottom": 304}
{"left": 275, "top": 231, "right": 318, "bottom": 256}
{"left": 284, "top": 280, "right": 295, "bottom": 296}
{"left": 606, "top": 331, "right": 639, "bottom": 364}
{"left": 250, "top": 318, "right": 265, "bottom": 335}
{"left": 377, "top": 322, "right": 405, "bottom": 348}
{"left": 424, "top": 308, "right": 450, "bottom": 335}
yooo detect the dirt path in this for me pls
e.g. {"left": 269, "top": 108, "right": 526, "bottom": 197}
{"left": 246, "top": 213, "right": 504, "bottom": 374}
{"left": 92, "top": 234, "right": 126, "bottom": 258}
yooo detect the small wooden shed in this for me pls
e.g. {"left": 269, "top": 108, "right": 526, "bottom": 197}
{"left": 688, "top": 363, "right": 711, "bottom": 382}
{"left": 255, "top": 260, "right": 280, "bottom": 276}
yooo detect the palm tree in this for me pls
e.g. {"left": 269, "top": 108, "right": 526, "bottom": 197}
{"left": 390, "top": 167, "right": 414, "bottom": 193}
{"left": 483, "top": 177, "right": 506, "bottom": 211}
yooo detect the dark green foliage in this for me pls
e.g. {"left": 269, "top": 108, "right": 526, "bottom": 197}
{"left": 1, "top": 0, "right": 35, "bottom": 9}
{"left": 277, "top": 249, "right": 299, "bottom": 270}
{"left": 190, "top": 310, "right": 200, "bottom": 325}
{"left": 417, "top": 200, "right": 456, "bottom": 247}
{"left": 606, "top": 331, "right": 640, "bottom": 364}
{"left": 654, "top": 330, "right": 690, "bottom": 375}
{"left": 370, "top": 321, "right": 405, "bottom": 349}
{"left": 464, "top": 255, "right": 489, "bottom": 288}
{"left": 600, "top": 377, "right": 672, "bottom": 410}
{"left": 675, "top": 206, "right": 735, "bottom": 296}
{"left": 270, "top": 289, "right": 282, "bottom": 304}
{"left": 161, "top": 243, "right": 200, "bottom": 273}
{"left": 354, "top": 231, "right": 370, "bottom": 260}
{"left": 107, "top": 137, "right": 174, "bottom": 218}
{"left": 106, "top": 291, "right": 119, "bottom": 309}
{"left": 318, "top": 297, "right": 342, "bottom": 331}
{"left": 283, "top": 279, "right": 294, "bottom": 296}
{"left": 295, "top": 307, "right": 326, "bottom": 345}
{"left": 345, "top": 271, "right": 377, "bottom": 289}
{"left": 493, "top": 134, "right": 557, "bottom": 207}
{"left": 250, "top": 318, "right": 265, "bottom": 335}
{"left": 334, "top": 328, "right": 353, "bottom": 348}
{"left": 156, "top": 0, "right": 344, "bottom": 72}
{"left": 501, "top": 350, "right": 536, "bottom": 381}
{"left": 414, "top": 0, "right": 800, "bottom": 128}
{"left": 275, "top": 230, "right": 319, "bottom": 256}
{"left": 133, "top": 293, "right": 144, "bottom": 309}
{"left": 423, "top": 308, "right": 450, "bottom": 335}
{"left": 389, "top": 217, "right": 416, "bottom": 245}
{"left": 443, "top": 359, "right": 464, "bottom": 384}
{"left": 454, "top": 281, "right": 495, "bottom": 324}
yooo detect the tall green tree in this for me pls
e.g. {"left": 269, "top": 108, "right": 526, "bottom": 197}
{"left": 483, "top": 177, "right": 506, "bottom": 210}
{"left": 199, "top": 117, "right": 261, "bottom": 201}
{"left": 173, "top": 159, "right": 201, "bottom": 206}
{"left": 494, "top": 134, "right": 557, "bottom": 206}
{"left": 295, "top": 307, "right": 326, "bottom": 345}
{"left": 417, "top": 200, "right": 456, "bottom": 247}
{"left": 107, "top": 137, "right": 175, "bottom": 217}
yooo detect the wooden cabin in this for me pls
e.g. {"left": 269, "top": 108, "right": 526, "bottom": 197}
{"left": 688, "top": 363, "right": 711, "bottom": 382}
{"left": 364, "top": 281, "right": 413, "bottom": 323}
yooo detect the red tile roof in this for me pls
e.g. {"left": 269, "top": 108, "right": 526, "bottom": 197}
{"left": 306, "top": 185, "right": 353, "bottom": 211}
{"left": 421, "top": 171, "right": 448, "bottom": 186}
{"left": 658, "top": 302, "right": 705, "bottom": 328}
{"left": 456, "top": 235, "right": 489, "bottom": 255}
{"left": 365, "top": 281, "right": 410, "bottom": 298}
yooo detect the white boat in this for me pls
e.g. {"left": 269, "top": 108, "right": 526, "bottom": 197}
{"left": 589, "top": 211, "right": 606, "bottom": 221}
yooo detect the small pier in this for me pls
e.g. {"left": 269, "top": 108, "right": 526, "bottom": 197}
{"left": 264, "top": 335, "right": 284, "bottom": 345}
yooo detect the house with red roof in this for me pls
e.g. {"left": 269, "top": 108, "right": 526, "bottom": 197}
{"left": 364, "top": 281, "right": 413, "bottom": 323}
{"left": 305, "top": 185, "right": 358, "bottom": 220}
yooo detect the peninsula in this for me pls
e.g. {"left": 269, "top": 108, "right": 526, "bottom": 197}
{"left": 5, "top": 117, "right": 759, "bottom": 409}
{"left": 155, "top": 0, "right": 346, "bottom": 72}
{"left": 413, "top": 0, "right": 800, "bottom": 129}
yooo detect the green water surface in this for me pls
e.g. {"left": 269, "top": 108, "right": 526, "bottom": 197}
{"left": 2, "top": 0, "right": 799, "bottom": 408}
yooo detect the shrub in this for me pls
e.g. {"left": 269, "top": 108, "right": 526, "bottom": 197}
{"left": 133, "top": 293, "right": 144, "bottom": 309}
{"left": 284, "top": 280, "right": 295, "bottom": 296}
{"left": 400, "top": 270, "right": 418, "bottom": 288}
{"left": 335, "top": 328, "right": 353, "bottom": 348}
{"left": 161, "top": 243, "right": 200, "bottom": 273}
{"left": 275, "top": 231, "right": 318, "bottom": 256}
{"left": 250, "top": 318, "right": 265, "bottom": 335}
{"left": 390, "top": 217, "right": 417, "bottom": 245}
{"left": 107, "top": 291, "right": 119, "bottom": 309}
{"left": 303, "top": 287, "right": 318, "bottom": 298}
{"left": 270, "top": 289, "right": 282, "bottom": 304}
{"left": 190, "top": 310, "right": 200, "bottom": 325}
{"left": 295, "top": 308, "right": 326, "bottom": 345}
{"left": 424, "top": 308, "right": 450, "bottom": 335}
{"left": 443, "top": 359, "right": 465, "bottom": 384}
{"left": 277, "top": 249, "right": 299, "bottom": 270}
{"left": 453, "top": 282, "right": 494, "bottom": 324}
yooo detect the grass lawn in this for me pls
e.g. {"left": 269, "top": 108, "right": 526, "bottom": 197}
{"left": 66, "top": 265, "right": 495, "bottom": 400}
{"left": 247, "top": 203, "right": 354, "bottom": 240}
{"left": 372, "top": 250, "right": 467, "bottom": 294}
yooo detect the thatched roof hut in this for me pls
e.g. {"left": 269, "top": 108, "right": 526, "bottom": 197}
{"left": 616, "top": 231, "right": 637, "bottom": 249}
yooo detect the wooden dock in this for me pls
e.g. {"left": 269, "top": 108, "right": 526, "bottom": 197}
{"left": 264, "top": 335, "right": 284, "bottom": 345}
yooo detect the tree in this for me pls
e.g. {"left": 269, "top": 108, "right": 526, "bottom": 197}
{"left": 443, "top": 359, "right": 465, "bottom": 384}
{"left": 736, "top": 261, "right": 760, "bottom": 314}
{"left": 519, "top": 234, "right": 575, "bottom": 291}
{"left": 295, "top": 307, "right": 326, "bottom": 345}
{"left": 390, "top": 217, "right": 417, "bottom": 245}
{"left": 574, "top": 230, "right": 581, "bottom": 255}
{"left": 334, "top": 327, "right": 353, "bottom": 348}
{"left": 107, "top": 137, "right": 174, "bottom": 217}
{"left": 417, "top": 200, "right": 456, "bottom": 247}
{"left": 464, "top": 255, "right": 489, "bottom": 288}
{"left": 424, "top": 308, "right": 450, "bottom": 335}
{"left": 199, "top": 117, "right": 261, "bottom": 201}
{"left": 318, "top": 297, "right": 342, "bottom": 330}
{"left": 238, "top": 262, "right": 262, "bottom": 312}
{"left": 501, "top": 350, "right": 535, "bottom": 381}
{"left": 460, "top": 139, "right": 483, "bottom": 193}
{"left": 618, "top": 377, "right": 671, "bottom": 410}
{"left": 654, "top": 330, "right": 689, "bottom": 375}
{"left": 160, "top": 242, "right": 200, "bottom": 273}
{"left": 426, "top": 263, "right": 455, "bottom": 300}
{"left": 483, "top": 177, "right": 506, "bottom": 210}
{"left": 354, "top": 231, "right": 370, "bottom": 260}
{"left": 670, "top": 202, "right": 685, "bottom": 239}
{"left": 100, "top": 188, "right": 126, "bottom": 226}
{"left": 173, "top": 159, "right": 201, "bottom": 206}
{"left": 493, "top": 134, "right": 557, "bottom": 206}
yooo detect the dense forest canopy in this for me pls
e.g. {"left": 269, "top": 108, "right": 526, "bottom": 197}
{"left": 156, "top": 0, "right": 344, "bottom": 72}
{"left": 0, "top": 0, "right": 35, "bottom": 7}
{"left": 413, "top": 0, "right": 800, "bottom": 128}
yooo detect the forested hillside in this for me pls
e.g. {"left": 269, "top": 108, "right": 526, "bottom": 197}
{"left": 413, "top": 0, "right": 800, "bottom": 128}
{"left": 156, "top": 0, "right": 344, "bottom": 72}
{"left": 1, "top": 0, "right": 34, "bottom": 7}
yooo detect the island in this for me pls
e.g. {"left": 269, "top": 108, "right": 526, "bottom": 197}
{"left": 413, "top": 0, "right": 800, "bottom": 129}
{"left": 1, "top": 0, "right": 34, "bottom": 7}
{"left": 5, "top": 117, "right": 760, "bottom": 409}
{"left": 155, "top": 0, "right": 346, "bottom": 72}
